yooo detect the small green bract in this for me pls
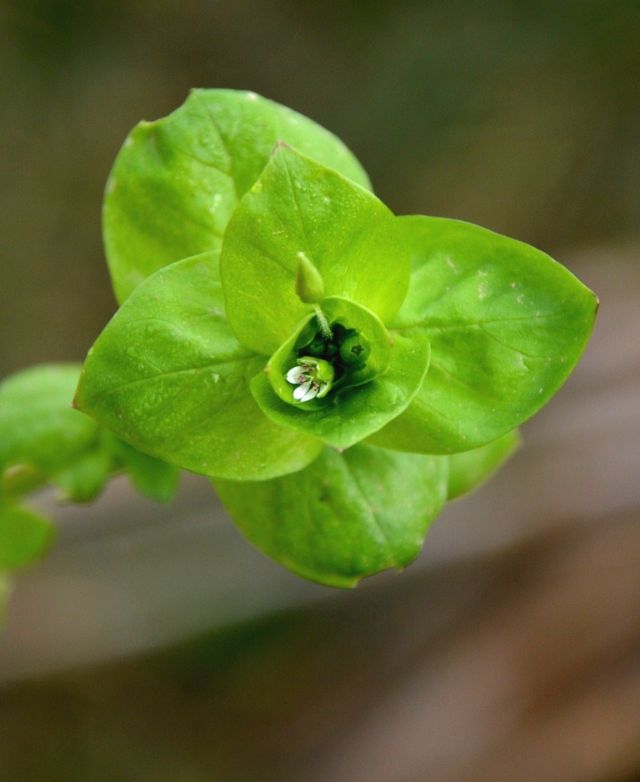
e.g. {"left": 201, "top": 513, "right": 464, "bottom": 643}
{"left": 2, "top": 89, "right": 598, "bottom": 589}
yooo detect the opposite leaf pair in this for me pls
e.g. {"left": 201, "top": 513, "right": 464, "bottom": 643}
{"left": 73, "top": 89, "right": 596, "bottom": 586}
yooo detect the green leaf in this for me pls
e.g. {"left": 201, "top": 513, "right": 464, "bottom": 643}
{"left": 214, "top": 443, "right": 449, "bottom": 588}
{"left": 108, "top": 437, "right": 180, "bottom": 503}
{"left": 0, "top": 364, "right": 99, "bottom": 478}
{"left": 104, "top": 89, "right": 371, "bottom": 303}
{"left": 75, "top": 253, "right": 323, "bottom": 480}
{"left": 0, "top": 503, "right": 54, "bottom": 570}
{"left": 447, "top": 430, "right": 520, "bottom": 500}
{"left": 371, "top": 216, "right": 598, "bottom": 454}
{"left": 0, "top": 363, "right": 182, "bottom": 505}
{"left": 251, "top": 326, "right": 430, "bottom": 450}
{"left": 220, "top": 145, "right": 410, "bottom": 355}
{"left": 52, "top": 448, "right": 114, "bottom": 503}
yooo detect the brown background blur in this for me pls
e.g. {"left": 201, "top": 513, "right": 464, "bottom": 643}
{"left": 1, "top": 2, "right": 640, "bottom": 781}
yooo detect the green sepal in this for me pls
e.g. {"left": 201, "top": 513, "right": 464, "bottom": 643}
{"left": 251, "top": 327, "right": 430, "bottom": 450}
{"left": 0, "top": 503, "right": 55, "bottom": 571}
{"left": 75, "top": 252, "right": 323, "bottom": 480}
{"left": 220, "top": 144, "right": 410, "bottom": 355}
{"left": 371, "top": 216, "right": 598, "bottom": 454}
{"left": 104, "top": 89, "right": 371, "bottom": 303}
{"left": 447, "top": 430, "right": 521, "bottom": 500}
{"left": 214, "top": 443, "right": 448, "bottom": 588}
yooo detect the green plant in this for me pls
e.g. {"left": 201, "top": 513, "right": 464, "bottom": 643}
{"left": 0, "top": 90, "right": 597, "bottom": 593}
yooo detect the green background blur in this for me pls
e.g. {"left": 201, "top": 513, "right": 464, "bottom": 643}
{"left": 1, "top": 2, "right": 640, "bottom": 781}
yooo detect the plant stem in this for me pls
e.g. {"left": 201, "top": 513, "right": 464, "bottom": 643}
{"left": 313, "top": 305, "right": 332, "bottom": 338}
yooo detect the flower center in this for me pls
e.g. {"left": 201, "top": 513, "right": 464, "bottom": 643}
{"left": 285, "top": 318, "right": 372, "bottom": 403}
{"left": 286, "top": 356, "right": 335, "bottom": 402}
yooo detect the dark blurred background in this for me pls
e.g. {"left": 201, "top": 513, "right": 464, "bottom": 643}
{"left": 1, "top": 2, "right": 640, "bottom": 781}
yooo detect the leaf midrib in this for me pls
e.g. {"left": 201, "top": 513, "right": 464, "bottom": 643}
{"left": 85, "top": 358, "right": 258, "bottom": 403}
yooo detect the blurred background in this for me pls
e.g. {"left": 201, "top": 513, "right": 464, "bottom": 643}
{"left": 1, "top": 1, "right": 640, "bottom": 780}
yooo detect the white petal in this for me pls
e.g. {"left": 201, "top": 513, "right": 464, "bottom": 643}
{"left": 299, "top": 383, "right": 319, "bottom": 402}
{"left": 293, "top": 380, "right": 314, "bottom": 401}
{"left": 286, "top": 366, "right": 306, "bottom": 384}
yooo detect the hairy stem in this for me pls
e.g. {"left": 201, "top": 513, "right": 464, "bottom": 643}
{"left": 313, "top": 305, "right": 332, "bottom": 338}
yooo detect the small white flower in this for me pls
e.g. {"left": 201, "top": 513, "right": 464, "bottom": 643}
{"left": 285, "top": 356, "right": 335, "bottom": 403}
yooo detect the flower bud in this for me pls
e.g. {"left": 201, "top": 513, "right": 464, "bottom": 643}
{"left": 295, "top": 252, "right": 325, "bottom": 304}
{"left": 339, "top": 331, "right": 370, "bottom": 368}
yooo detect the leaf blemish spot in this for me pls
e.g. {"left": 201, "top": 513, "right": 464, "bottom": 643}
{"left": 445, "top": 256, "right": 459, "bottom": 274}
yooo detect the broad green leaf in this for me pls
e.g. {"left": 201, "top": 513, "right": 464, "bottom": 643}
{"left": 0, "top": 503, "right": 54, "bottom": 570}
{"left": 220, "top": 145, "right": 410, "bottom": 354}
{"left": 104, "top": 89, "right": 371, "bottom": 303}
{"left": 251, "top": 327, "right": 430, "bottom": 450}
{"left": 214, "top": 443, "right": 449, "bottom": 588}
{"left": 75, "top": 253, "right": 323, "bottom": 481}
{"left": 447, "top": 430, "right": 520, "bottom": 500}
{"left": 0, "top": 364, "right": 98, "bottom": 478}
{"left": 371, "top": 216, "right": 598, "bottom": 454}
